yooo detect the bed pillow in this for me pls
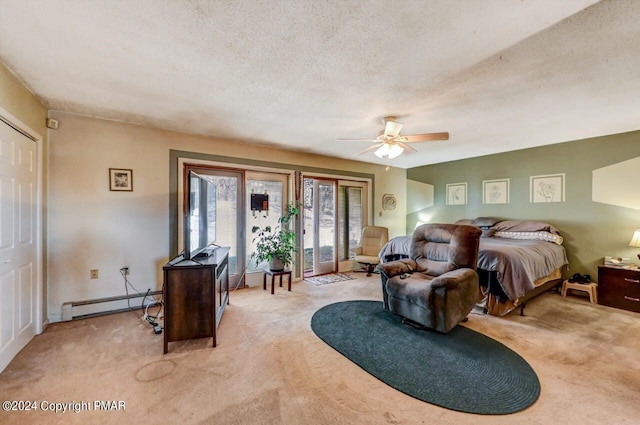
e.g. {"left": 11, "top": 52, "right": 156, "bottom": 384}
{"left": 481, "top": 228, "right": 497, "bottom": 238}
{"left": 492, "top": 220, "right": 561, "bottom": 235}
{"left": 454, "top": 218, "right": 473, "bottom": 225}
{"left": 494, "top": 230, "right": 564, "bottom": 245}
{"left": 471, "top": 217, "right": 502, "bottom": 227}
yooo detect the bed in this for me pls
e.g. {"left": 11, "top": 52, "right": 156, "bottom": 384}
{"left": 378, "top": 218, "right": 568, "bottom": 316}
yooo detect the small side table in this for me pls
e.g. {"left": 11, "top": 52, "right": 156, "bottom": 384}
{"left": 263, "top": 269, "right": 292, "bottom": 294}
{"left": 561, "top": 280, "right": 598, "bottom": 304}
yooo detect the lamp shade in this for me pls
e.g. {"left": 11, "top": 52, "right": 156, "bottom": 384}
{"left": 387, "top": 143, "right": 404, "bottom": 159}
{"left": 374, "top": 143, "right": 390, "bottom": 158}
{"left": 629, "top": 229, "right": 640, "bottom": 248}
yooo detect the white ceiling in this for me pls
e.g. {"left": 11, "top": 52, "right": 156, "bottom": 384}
{"left": 1, "top": 0, "right": 638, "bottom": 168}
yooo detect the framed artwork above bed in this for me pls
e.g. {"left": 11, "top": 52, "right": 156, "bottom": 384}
{"left": 446, "top": 182, "right": 467, "bottom": 205}
{"left": 530, "top": 173, "right": 565, "bottom": 203}
{"left": 483, "top": 179, "right": 509, "bottom": 204}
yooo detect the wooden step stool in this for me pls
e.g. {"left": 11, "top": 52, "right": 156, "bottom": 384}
{"left": 561, "top": 280, "right": 598, "bottom": 304}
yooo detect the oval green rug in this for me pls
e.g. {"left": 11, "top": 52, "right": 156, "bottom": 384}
{"left": 310, "top": 300, "right": 540, "bottom": 415}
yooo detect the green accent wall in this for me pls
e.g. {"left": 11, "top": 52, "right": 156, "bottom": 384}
{"left": 407, "top": 130, "right": 640, "bottom": 280}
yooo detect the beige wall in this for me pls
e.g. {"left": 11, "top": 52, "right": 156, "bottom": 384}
{"left": 47, "top": 112, "right": 407, "bottom": 322}
{"left": 0, "top": 63, "right": 47, "bottom": 136}
{"left": 0, "top": 61, "right": 49, "bottom": 322}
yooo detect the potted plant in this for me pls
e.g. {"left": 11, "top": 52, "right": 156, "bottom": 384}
{"left": 251, "top": 203, "right": 299, "bottom": 271}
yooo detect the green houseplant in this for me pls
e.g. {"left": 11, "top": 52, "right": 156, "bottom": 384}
{"left": 251, "top": 203, "right": 299, "bottom": 271}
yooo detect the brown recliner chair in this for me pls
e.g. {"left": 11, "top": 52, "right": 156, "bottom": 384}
{"left": 354, "top": 226, "right": 389, "bottom": 276}
{"left": 379, "top": 223, "right": 481, "bottom": 333}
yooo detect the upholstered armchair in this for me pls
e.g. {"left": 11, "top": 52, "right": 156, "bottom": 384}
{"left": 379, "top": 223, "right": 481, "bottom": 333}
{"left": 354, "top": 226, "right": 389, "bottom": 276}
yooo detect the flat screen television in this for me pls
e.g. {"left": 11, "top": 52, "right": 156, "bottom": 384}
{"left": 182, "top": 170, "right": 217, "bottom": 261}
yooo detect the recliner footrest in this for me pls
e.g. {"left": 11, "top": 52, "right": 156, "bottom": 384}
{"left": 401, "top": 317, "right": 427, "bottom": 330}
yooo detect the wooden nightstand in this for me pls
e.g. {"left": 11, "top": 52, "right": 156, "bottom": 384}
{"left": 597, "top": 265, "right": 640, "bottom": 313}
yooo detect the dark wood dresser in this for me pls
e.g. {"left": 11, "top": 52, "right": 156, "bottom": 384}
{"left": 162, "top": 247, "right": 229, "bottom": 353}
{"left": 597, "top": 265, "right": 640, "bottom": 313}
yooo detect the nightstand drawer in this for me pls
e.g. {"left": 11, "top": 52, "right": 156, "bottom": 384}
{"left": 598, "top": 266, "right": 640, "bottom": 313}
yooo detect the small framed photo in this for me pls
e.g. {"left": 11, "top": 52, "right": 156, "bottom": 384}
{"left": 109, "top": 168, "right": 133, "bottom": 191}
{"left": 382, "top": 194, "right": 397, "bottom": 210}
{"left": 446, "top": 182, "right": 467, "bottom": 205}
{"left": 530, "top": 173, "right": 564, "bottom": 203}
{"left": 483, "top": 178, "right": 510, "bottom": 204}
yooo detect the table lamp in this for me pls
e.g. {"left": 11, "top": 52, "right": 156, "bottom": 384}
{"left": 629, "top": 229, "right": 640, "bottom": 260}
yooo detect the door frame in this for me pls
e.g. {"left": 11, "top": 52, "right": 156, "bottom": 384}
{"left": 337, "top": 179, "right": 370, "bottom": 272}
{"left": 304, "top": 177, "right": 338, "bottom": 276}
{"left": 177, "top": 158, "right": 296, "bottom": 281}
{"left": 0, "top": 107, "right": 44, "bottom": 335}
{"left": 245, "top": 170, "right": 290, "bottom": 275}
{"left": 302, "top": 172, "right": 372, "bottom": 273}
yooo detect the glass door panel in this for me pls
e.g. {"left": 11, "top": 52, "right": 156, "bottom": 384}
{"left": 246, "top": 175, "right": 285, "bottom": 272}
{"left": 303, "top": 178, "right": 314, "bottom": 274}
{"left": 338, "top": 180, "right": 369, "bottom": 271}
{"left": 339, "top": 186, "right": 364, "bottom": 260}
{"left": 186, "top": 168, "right": 244, "bottom": 289}
{"left": 304, "top": 178, "right": 337, "bottom": 276}
{"left": 317, "top": 181, "right": 336, "bottom": 274}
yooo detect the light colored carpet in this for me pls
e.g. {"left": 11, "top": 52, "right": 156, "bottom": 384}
{"left": 1, "top": 273, "right": 639, "bottom": 425}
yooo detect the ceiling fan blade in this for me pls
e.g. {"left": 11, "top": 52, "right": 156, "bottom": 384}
{"left": 355, "top": 143, "right": 384, "bottom": 156}
{"left": 397, "top": 141, "right": 417, "bottom": 153}
{"left": 403, "top": 132, "right": 449, "bottom": 143}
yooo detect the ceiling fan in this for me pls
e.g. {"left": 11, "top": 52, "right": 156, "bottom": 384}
{"left": 337, "top": 116, "right": 449, "bottom": 159}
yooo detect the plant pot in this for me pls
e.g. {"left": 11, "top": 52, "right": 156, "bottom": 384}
{"left": 269, "top": 258, "right": 285, "bottom": 272}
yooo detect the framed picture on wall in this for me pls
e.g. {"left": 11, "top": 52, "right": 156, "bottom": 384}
{"left": 483, "top": 178, "right": 510, "bottom": 204}
{"left": 446, "top": 182, "right": 467, "bottom": 205}
{"left": 530, "top": 173, "right": 565, "bottom": 203}
{"left": 382, "top": 194, "right": 397, "bottom": 210}
{"left": 109, "top": 168, "right": 133, "bottom": 191}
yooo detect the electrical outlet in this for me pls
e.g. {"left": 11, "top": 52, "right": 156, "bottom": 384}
{"left": 90, "top": 269, "right": 99, "bottom": 279}
{"left": 121, "top": 266, "right": 130, "bottom": 276}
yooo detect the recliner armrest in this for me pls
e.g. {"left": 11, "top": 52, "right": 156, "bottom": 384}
{"left": 378, "top": 258, "right": 417, "bottom": 277}
{"left": 429, "top": 268, "right": 478, "bottom": 290}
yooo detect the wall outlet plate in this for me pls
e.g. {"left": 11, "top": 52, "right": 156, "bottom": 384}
{"left": 90, "top": 269, "right": 99, "bottom": 279}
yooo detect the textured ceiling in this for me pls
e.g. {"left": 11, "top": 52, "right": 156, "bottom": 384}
{"left": 1, "top": 0, "right": 638, "bottom": 168}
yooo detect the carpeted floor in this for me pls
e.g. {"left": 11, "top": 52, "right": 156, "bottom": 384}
{"left": 1, "top": 272, "right": 639, "bottom": 425}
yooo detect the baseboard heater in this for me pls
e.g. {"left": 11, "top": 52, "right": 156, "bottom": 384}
{"left": 62, "top": 290, "right": 162, "bottom": 321}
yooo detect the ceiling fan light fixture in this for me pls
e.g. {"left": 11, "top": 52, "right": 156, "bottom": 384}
{"left": 374, "top": 143, "right": 390, "bottom": 158}
{"left": 340, "top": 115, "right": 449, "bottom": 160}
{"left": 387, "top": 143, "right": 404, "bottom": 159}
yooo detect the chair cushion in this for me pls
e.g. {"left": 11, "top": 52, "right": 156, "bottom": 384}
{"left": 355, "top": 255, "right": 380, "bottom": 265}
{"left": 385, "top": 273, "right": 436, "bottom": 310}
{"left": 410, "top": 224, "right": 481, "bottom": 276}
{"left": 359, "top": 226, "right": 389, "bottom": 256}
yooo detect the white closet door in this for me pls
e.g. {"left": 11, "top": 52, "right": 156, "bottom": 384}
{"left": 0, "top": 119, "right": 38, "bottom": 373}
